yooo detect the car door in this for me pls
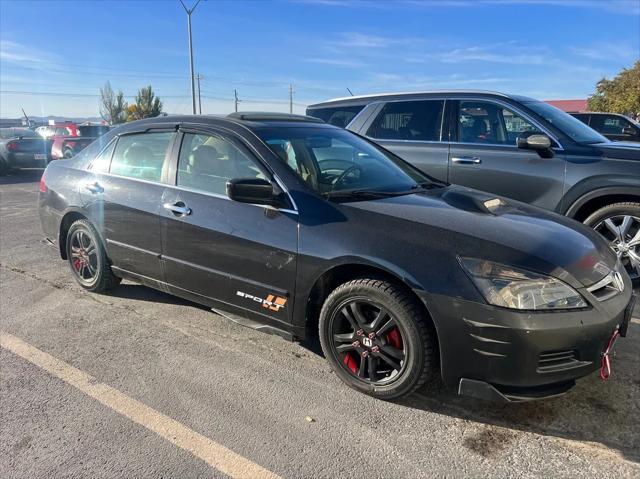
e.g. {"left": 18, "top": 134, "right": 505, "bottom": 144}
{"left": 159, "top": 127, "right": 298, "bottom": 329}
{"left": 448, "top": 99, "right": 566, "bottom": 210}
{"left": 360, "top": 99, "right": 450, "bottom": 182}
{"left": 80, "top": 128, "right": 176, "bottom": 281}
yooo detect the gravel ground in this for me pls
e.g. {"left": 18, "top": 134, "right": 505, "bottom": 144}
{"left": 1, "top": 169, "right": 638, "bottom": 478}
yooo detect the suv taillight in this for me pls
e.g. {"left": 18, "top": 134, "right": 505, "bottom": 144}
{"left": 7, "top": 141, "right": 18, "bottom": 151}
{"left": 39, "top": 175, "right": 47, "bottom": 193}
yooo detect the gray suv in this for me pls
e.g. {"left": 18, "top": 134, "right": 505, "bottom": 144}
{"left": 307, "top": 91, "right": 640, "bottom": 279}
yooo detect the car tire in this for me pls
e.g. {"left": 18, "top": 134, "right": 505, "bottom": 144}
{"left": 63, "top": 148, "right": 74, "bottom": 159}
{"left": 66, "top": 219, "right": 121, "bottom": 292}
{"left": 319, "top": 278, "right": 437, "bottom": 399}
{"left": 583, "top": 202, "right": 640, "bottom": 281}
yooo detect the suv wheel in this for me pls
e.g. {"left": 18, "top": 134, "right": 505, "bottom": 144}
{"left": 66, "top": 219, "right": 121, "bottom": 292}
{"left": 584, "top": 202, "right": 640, "bottom": 281}
{"left": 319, "top": 278, "right": 437, "bottom": 399}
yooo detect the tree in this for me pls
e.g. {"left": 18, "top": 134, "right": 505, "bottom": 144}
{"left": 99, "top": 82, "right": 128, "bottom": 125}
{"left": 587, "top": 61, "right": 640, "bottom": 115}
{"left": 127, "top": 85, "right": 163, "bottom": 121}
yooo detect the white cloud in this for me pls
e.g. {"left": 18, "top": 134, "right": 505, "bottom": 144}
{"left": 570, "top": 43, "right": 639, "bottom": 61}
{"left": 304, "top": 57, "right": 366, "bottom": 67}
{"left": 0, "top": 40, "right": 57, "bottom": 65}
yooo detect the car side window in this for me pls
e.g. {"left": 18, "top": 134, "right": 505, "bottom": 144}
{"left": 177, "top": 132, "right": 266, "bottom": 196}
{"left": 367, "top": 100, "right": 444, "bottom": 141}
{"left": 308, "top": 105, "right": 365, "bottom": 127}
{"left": 591, "top": 115, "right": 632, "bottom": 135}
{"left": 458, "top": 101, "right": 540, "bottom": 145}
{"left": 109, "top": 131, "right": 174, "bottom": 182}
{"left": 89, "top": 140, "right": 117, "bottom": 173}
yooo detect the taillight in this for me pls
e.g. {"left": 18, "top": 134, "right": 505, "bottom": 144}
{"left": 39, "top": 175, "right": 47, "bottom": 193}
{"left": 7, "top": 141, "right": 18, "bottom": 151}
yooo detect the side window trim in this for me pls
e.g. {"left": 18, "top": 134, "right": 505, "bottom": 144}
{"left": 87, "top": 137, "right": 117, "bottom": 172}
{"left": 451, "top": 98, "right": 563, "bottom": 150}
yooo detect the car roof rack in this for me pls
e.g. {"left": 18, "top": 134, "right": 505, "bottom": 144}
{"left": 226, "top": 112, "right": 325, "bottom": 123}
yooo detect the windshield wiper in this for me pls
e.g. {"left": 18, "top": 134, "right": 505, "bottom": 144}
{"left": 322, "top": 186, "right": 428, "bottom": 200}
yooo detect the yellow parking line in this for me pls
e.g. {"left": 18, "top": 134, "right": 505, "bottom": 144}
{"left": 0, "top": 332, "right": 280, "bottom": 479}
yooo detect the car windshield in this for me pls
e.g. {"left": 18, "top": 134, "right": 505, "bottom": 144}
{"left": 524, "top": 101, "right": 608, "bottom": 144}
{"left": 256, "top": 126, "right": 437, "bottom": 199}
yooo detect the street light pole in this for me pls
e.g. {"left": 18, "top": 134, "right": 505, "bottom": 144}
{"left": 179, "top": 0, "right": 202, "bottom": 115}
{"left": 196, "top": 74, "right": 202, "bottom": 114}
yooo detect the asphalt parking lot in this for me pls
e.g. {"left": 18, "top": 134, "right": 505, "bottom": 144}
{"left": 1, "top": 168, "right": 639, "bottom": 478}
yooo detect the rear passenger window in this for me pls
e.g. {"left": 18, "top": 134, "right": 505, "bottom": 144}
{"left": 307, "top": 105, "right": 365, "bottom": 127}
{"left": 177, "top": 133, "right": 266, "bottom": 196}
{"left": 110, "top": 132, "right": 173, "bottom": 182}
{"left": 366, "top": 100, "right": 444, "bottom": 141}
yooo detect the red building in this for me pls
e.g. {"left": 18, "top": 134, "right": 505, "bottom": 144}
{"left": 545, "top": 99, "right": 588, "bottom": 112}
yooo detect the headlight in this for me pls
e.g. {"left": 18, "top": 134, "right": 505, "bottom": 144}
{"left": 459, "top": 258, "right": 588, "bottom": 310}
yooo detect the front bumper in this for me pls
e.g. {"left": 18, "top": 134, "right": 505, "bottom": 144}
{"left": 417, "top": 276, "right": 634, "bottom": 401}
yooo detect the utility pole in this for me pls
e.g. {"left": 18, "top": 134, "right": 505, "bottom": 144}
{"left": 234, "top": 89, "right": 240, "bottom": 112}
{"left": 179, "top": 0, "right": 202, "bottom": 114}
{"left": 289, "top": 83, "right": 294, "bottom": 114}
{"left": 196, "top": 74, "right": 202, "bottom": 114}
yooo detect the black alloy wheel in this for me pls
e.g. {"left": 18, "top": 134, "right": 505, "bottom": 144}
{"left": 66, "top": 219, "right": 121, "bottom": 292}
{"left": 331, "top": 299, "right": 407, "bottom": 384}
{"left": 319, "top": 278, "right": 437, "bottom": 399}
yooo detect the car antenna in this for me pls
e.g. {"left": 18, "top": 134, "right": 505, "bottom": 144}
{"left": 346, "top": 87, "right": 354, "bottom": 96}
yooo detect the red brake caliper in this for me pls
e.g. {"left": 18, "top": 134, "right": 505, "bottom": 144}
{"left": 386, "top": 328, "right": 402, "bottom": 349}
{"left": 343, "top": 353, "right": 358, "bottom": 374}
{"left": 73, "top": 258, "right": 82, "bottom": 271}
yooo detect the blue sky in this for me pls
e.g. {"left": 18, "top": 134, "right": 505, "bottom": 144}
{"left": 1, "top": 0, "right": 638, "bottom": 118}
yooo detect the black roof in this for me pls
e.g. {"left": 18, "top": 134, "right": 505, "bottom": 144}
{"left": 111, "top": 112, "right": 332, "bottom": 136}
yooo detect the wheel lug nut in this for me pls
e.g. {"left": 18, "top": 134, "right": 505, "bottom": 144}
{"left": 356, "top": 329, "right": 364, "bottom": 336}
{"left": 361, "top": 350, "right": 369, "bottom": 358}
{"left": 352, "top": 341, "right": 360, "bottom": 348}
{"left": 368, "top": 332, "right": 375, "bottom": 339}
{"left": 371, "top": 346, "right": 379, "bottom": 353}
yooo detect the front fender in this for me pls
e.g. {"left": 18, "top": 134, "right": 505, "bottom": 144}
{"left": 563, "top": 181, "right": 640, "bottom": 217}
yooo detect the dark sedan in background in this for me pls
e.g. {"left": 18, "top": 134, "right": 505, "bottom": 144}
{"left": 571, "top": 112, "right": 640, "bottom": 143}
{"left": 38, "top": 113, "right": 634, "bottom": 402}
{"left": 0, "top": 128, "right": 51, "bottom": 175}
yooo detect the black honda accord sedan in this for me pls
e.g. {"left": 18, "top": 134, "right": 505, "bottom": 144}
{"left": 39, "top": 113, "right": 635, "bottom": 402}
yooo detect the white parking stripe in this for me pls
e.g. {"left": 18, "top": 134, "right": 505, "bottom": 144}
{"left": 631, "top": 318, "right": 640, "bottom": 325}
{"left": 0, "top": 332, "right": 280, "bottom": 479}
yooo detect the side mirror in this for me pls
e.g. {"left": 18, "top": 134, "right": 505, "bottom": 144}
{"left": 226, "top": 178, "right": 275, "bottom": 205}
{"left": 622, "top": 126, "right": 636, "bottom": 136}
{"left": 517, "top": 133, "right": 554, "bottom": 158}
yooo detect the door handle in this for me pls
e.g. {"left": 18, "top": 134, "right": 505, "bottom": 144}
{"left": 84, "top": 181, "right": 104, "bottom": 194}
{"left": 163, "top": 202, "right": 192, "bottom": 216}
{"left": 451, "top": 156, "right": 481, "bottom": 165}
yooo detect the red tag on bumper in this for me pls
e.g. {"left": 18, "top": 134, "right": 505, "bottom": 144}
{"left": 600, "top": 329, "right": 621, "bottom": 380}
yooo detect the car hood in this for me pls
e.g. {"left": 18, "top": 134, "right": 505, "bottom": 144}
{"left": 346, "top": 186, "right": 618, "bottom": 288}
{"left": 589, "top": 141, "right": 640, "bottom": 160}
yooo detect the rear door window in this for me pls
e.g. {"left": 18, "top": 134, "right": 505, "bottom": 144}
{"left": 307, "top": 105, "right": 365, "bottom": 127}
{"left": 110, "top": 131, "right": 174, "bottom": 182}
{"left": 366, "top": 100, "right": 444, "bottom": 141}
